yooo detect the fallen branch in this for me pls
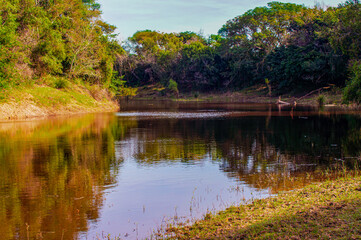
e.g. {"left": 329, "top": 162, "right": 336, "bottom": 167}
{"left": 276, "top": 96, "right": 290, "bottom": 105}
{"left": 277, "top": 99, "right": 290, "bottom": 105}
{"left": 297, "top": 86, "right": 330, "bottom": 102}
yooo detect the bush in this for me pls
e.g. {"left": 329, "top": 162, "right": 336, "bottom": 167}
{"left": 343, "top": 61, "right": 361, "bottom": 104}
{"left": 110, "top": 74, "right": 137, "bottom": 96}
{"left": 168, "top": 79, "right": 178, "bottom": 93}
{"left": 317, "top": 95, "right": 325, "bottom": 106}
{"left": 53, "top": 78, "right": 68, "bottom": 89}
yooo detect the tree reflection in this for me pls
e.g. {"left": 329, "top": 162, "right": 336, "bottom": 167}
{"left": 123, "top": 114, "right": 361, "bottom": 193}
{"left": 0, "top": 114, "right": 136, "bottom": 240}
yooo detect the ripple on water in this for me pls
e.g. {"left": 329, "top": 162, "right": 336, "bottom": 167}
{"left": 115, "top": 111, "right": 230, "bottom": 119}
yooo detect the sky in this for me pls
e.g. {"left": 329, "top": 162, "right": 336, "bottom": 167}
{"left": 97, "top": 0, "right": 343, "bottom": 41}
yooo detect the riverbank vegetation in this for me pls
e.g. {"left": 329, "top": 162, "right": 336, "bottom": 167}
{"left": 118, "top": 0, "right": 361, "bottom": 104}
{"left": 164, "top": 172, "right": 361, "bottom": 239}
{"left": 0, "top": 0, "right": 139, "bottom": 118}
{"left": 1, "top": 0, "right": 361, "bottom": 116}
{"left": 0, "top": 0, "right": 123, "bottom": 88}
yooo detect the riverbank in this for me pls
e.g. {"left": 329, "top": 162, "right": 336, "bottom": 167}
{"left": 164, "top": 173, "right": 361, "bottom": 239}
{"left": 0, "top": 82, "right": 119, "bottom": 120}
{"left": 0, "top": 83, "right": 355, "bottom": 121}
{"left": 133, "top": 84, "right": 348, "bottom": 107}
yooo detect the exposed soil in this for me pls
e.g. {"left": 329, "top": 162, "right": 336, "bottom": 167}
{"left": 0, "top": 100, "right": 118, "bottom": 121}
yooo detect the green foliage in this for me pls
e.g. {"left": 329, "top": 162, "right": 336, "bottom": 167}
{"left": 176, "top": 42, "right": 223, "bottom": 91}
{"left": 1, "top": 0, "right": 353, "bottom": 97}
{"left": 219, "top": 2, "right": 307, "bottom": 53}
{"left": 120, "top": 2, "right": 351, "bottom": 94}
{"left": 178, "top": 31, "right": 206, "bottom": 44}
{"left": 110, "top": 74, "right": 137, "bottom": 96}
{"left": 265, "top": 78, "right": 272, "bottom": 96}
{"left": 129, "top": 30, "right": 183, "bottom": 58}
{"left": 168, "top": 79, "right": 178, "bottom": 94}
{"left": 122, "top": 30, "right": 220, "bottom": 91}
{"left": 330, "top": 0, "right": 361, "bottom": 59}
{"left": 53, "top": 78, "right": 68, "bottom": 89}
{"left": 0, "top": 0, "right": 20, "bottom": 84}
{"left": 265, "top": 43, "right": 347, "bottom": 92}
{"left": 343, "top": 61, "right": 361, "bottom": 104}
{"left": 0, "top": 0, "right": 124, "bottom": 90}
{"left": 318, "top": 94, "right": 325, "bottom": 106}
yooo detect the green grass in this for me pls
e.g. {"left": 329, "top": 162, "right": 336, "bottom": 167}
{"left": 0, "top": 80, "right": 118, "bottom": 120}
{"left": 164, "top": 174, "right": 361, "bottom": 239}
{"left": 11, "top": 85, "right": 99, "bottom": 108}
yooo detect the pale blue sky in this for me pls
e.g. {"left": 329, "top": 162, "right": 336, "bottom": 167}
{"left": 98, "top": 0, "right": 343, "bottom": 41}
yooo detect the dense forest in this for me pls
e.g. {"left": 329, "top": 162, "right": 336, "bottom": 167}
{"left": 118, "top": 0, "right": 361, "bottom": 102}
{"left": 0, "top": 0, "right": 123, "bottom": 89}
{"left": 1, "top": 0, "right": 361, "bottom": 102}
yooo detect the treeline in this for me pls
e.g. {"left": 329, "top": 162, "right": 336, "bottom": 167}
{"left": 1, "top": 1, "right": 361, "bottom": 102}
{"left": 0, "top": 0, "right": 123, "bottom": 89}
{"left": 118, "top": 1, "right": 361, "bottom": 102}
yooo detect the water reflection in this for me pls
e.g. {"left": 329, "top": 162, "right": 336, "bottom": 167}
{"left": 0, "top": 114, "right": 125, "bottom": 239}
{"left": 0, "top": 101, "right": 361, "bottom": 239}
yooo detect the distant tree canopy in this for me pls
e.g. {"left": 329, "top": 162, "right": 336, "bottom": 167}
{"left": 218, "top": 2, "right": 308, "bottom": 53}
{"left": 118, "top": 1, "right": 361, "bottom": 99}
{"left": 0, "top": 0, "right": 123, "bottom": 88}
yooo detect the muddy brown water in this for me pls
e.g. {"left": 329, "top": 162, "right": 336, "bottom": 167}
{"left": 1, "top": 100, "right": 360, "bottom": 239}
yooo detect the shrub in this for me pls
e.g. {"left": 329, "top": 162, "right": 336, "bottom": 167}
{"left": 168, "top": 79, "right": 179, "bottom": 94}
{"left": 343, "top": 61, "right": 361, "bottom": 104}
{"left": 110, "top": 74, "right": 137, "bottom": 96}
{"left": 265, "top": 78, "right": 271, "bottom": 96}
{"left": 53, "top": 78, "right": 68, "bottom": 89}
{"left": 317, "top": 94, "right": 325, "bottom": 106}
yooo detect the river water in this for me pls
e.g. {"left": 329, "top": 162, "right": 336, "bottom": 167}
{"left": 1, "top": 100, "right": 360, "bottom": 239}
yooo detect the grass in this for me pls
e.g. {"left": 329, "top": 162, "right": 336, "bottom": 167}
{"left": 0, "top": 80, "right": 119, "bottom": 120}
{"left": 164, "top": 172, "right": 361, "bottom": 239}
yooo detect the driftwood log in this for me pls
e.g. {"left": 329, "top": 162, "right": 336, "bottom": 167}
{"left": 276, "top": 96, "right": 290, "bottom": 105}
{"left": 276, "top": 85, "right": 332, "bottom": 105}
{"left": 296, "top": 87, "right": 328, "bottom": 101}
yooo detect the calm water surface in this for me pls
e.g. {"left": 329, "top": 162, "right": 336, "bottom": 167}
{"left": 1, "top": 100, "right": 361, "bottom": 239}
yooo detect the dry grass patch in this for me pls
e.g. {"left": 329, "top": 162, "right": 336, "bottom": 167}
{"left": 165, "top": 175, "right": 361, "bottom": 239}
